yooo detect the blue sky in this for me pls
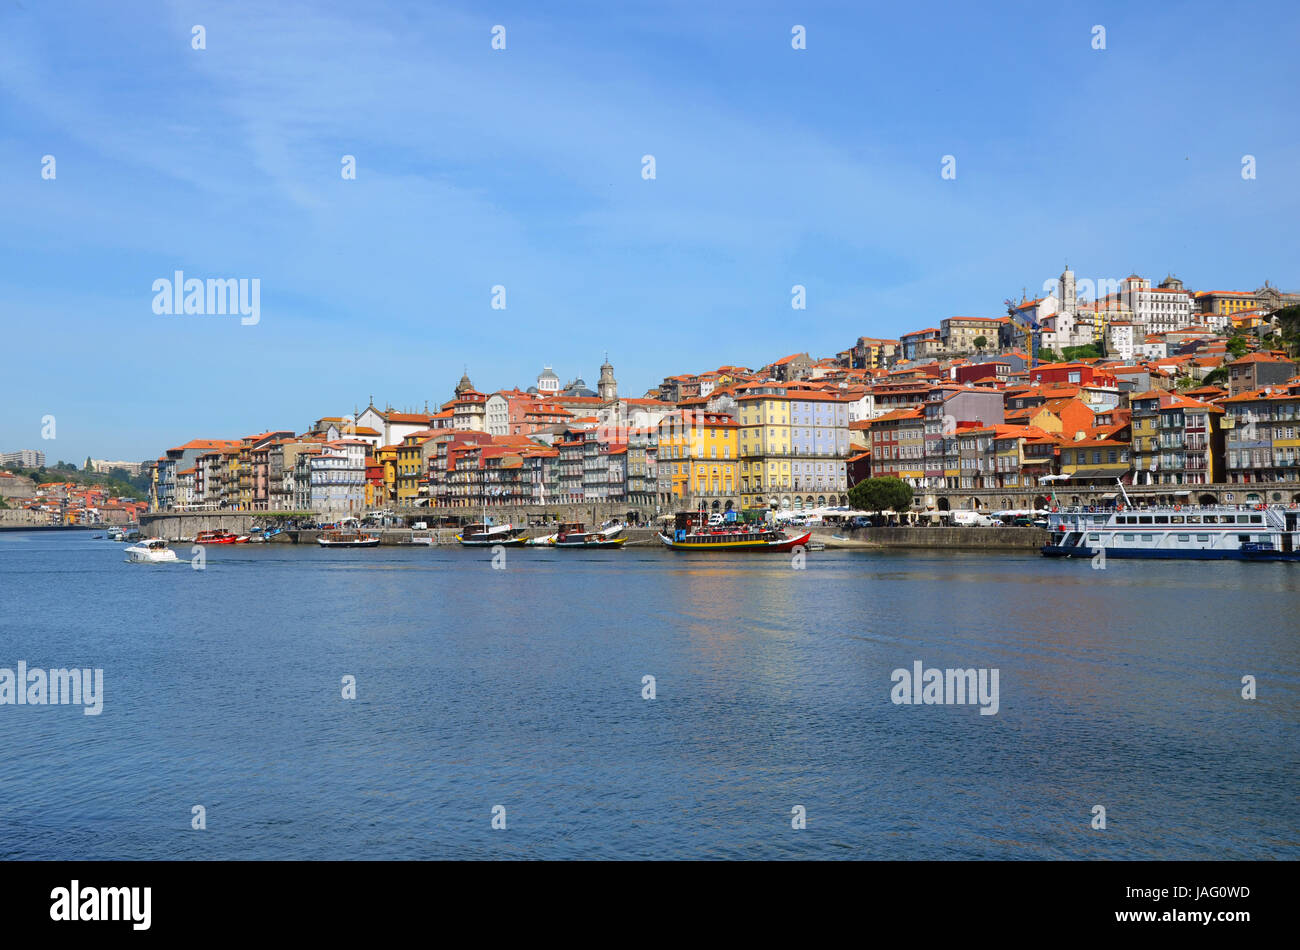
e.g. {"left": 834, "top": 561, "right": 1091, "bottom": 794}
{"left": 2, "top": 0, "right": 1298, "bottom": 463}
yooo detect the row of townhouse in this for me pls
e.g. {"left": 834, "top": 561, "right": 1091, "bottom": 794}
{"left": 859, "top": 369, "right": 1300, "bottom": 496}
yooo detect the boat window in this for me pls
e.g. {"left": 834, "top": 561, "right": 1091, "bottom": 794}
{"left": 1177, "top": 534, "right": 1189, "bottom": 542}
{"left": 1088, "top": 534, "right": 1099, "bottom": 542}
{"left": 1202, "top": 515, "right": 1218, "bottom": 524}
{"left": 1171, "top": 516, "right": 1184, "bottom": 524}
{"left": 1250, "top": 515, "right": 1263, "bottom": 524}
{"left": 1154, "top": 516, "right": 1169, "bottom": 524}
{"left": 1238, "top": 535, "right": 1251, "bottom": 543}
{"left": 1138, "top": 516, "right": 1153, "bottom": 524}
{"left": 1124, "top": 533, "right": 1136, "bottom": 541}
{"left": 1196, "top": 534, "right": 1210, "bottom": 542}
{"left": 1185, "top": 517, "right": 1200, "bottom": 524}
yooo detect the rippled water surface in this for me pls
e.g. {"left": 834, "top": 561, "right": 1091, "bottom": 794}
{"left": 1, "top": 531, "right": 1296, "bottom": 859}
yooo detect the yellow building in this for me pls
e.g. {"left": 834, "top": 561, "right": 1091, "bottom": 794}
{"left": 374, "top": 444, "right": 399, "bottom": 506}
{"left": 737, "top": 390, "right": 852, "bottom": 509}
{"left": 657, "top": 410, "right": 738, "bottom": 502}
{"left": 395, "top": 434, "right": 430, "bottom": 502}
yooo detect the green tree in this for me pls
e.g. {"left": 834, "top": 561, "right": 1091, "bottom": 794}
{"left": 1062, "top": 343, "right": 1102, "bottom": 361}
{"left": 1201, "top": 367, "right": 1228, "bottom": 387}
{"left": 973, "top": 335, "right": 988, "bottom": 352}
{"left": 1226, "top": 335, "right": 1250, "bottom": 359}
{"left": 1272, "top": 303, "right": 1300, "bottom": 359}
{"left": 848, "top": 477, "right": 914, "bottom": 513}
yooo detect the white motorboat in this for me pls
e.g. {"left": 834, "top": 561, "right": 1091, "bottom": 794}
{"left": 125, "top": 538, "right": 179, "bottom": 563}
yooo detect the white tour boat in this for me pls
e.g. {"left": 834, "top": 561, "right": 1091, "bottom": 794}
{"left": 1042, "top": 482, "right": 1300, "bottom": 561}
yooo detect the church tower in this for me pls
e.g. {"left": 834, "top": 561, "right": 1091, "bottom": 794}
{"left": 1060, "top": 265, "right": 1077, "bottom": 315}
{"left": 598, "top": 355, "right": 618, "bottom": 402}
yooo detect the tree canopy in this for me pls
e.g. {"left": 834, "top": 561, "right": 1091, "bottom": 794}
{"left": 848, "top": 477, "right": 914, "bottom": 513}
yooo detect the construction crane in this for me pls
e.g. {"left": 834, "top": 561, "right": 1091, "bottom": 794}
{"left": 1004, "top": 297, "right": 1041, "bottom": 370}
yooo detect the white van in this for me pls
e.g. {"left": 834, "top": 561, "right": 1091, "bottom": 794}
{"left": 950, "top": 511, "right": 997, "bottom": 527}
{"left": 412, "top": 521, "right": 428, "bottom": 530}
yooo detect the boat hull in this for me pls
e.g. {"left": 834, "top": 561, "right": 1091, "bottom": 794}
{"left": 1043, "top": 543, "right": 1300, "bottom": 561}
{"left": 457, "top": 536, "right": 528, "bottom": 546}
{"left": 318, "top": 534, "right": 381, "bottom": 547}
{"left": 553, "top": 537, "right": 627, "bottom": 548}
{"left": 657, "top": 530, "right": 813, "bottom": 552}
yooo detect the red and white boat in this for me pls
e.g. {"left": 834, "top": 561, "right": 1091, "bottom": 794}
{"left": 194, "top": 529, "right": 246, "bottom": 545}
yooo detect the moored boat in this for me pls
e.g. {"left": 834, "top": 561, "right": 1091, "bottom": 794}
{"left": 318, "top": 530, "right": 381, "bottom": 548}
{"left": 456, "top": 522, "right": 528, "bottom": 546}
{"left": 124, "top": 538, "right": 179, "bottom": 563}
{"left": 1041, "top": 483, "right": 1300, "bottom": 561}
{"left": 552, "top": 522, "right": 627, "bottom": 548}
{"left": 194, "top": 529, "right": 244, "bottom": 545}
{"left": 658, "top": 511, "right": 812, "bottom": 552}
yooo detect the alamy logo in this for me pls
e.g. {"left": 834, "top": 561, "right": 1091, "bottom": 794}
{"left": 50, "top": 881, "right": 151, "bottom": 930}
{"left": 890, "top": 660, "right": 999, "bottom": 715}
{"left": 151, "top": 271, "right": 260, "bottom": 325}
{"left": 0, "top": 661, "right": 103, "bottom": 715}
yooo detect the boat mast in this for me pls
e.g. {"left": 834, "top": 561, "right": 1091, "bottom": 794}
{"left": 1116, "top": 477, "right": 1133, "bottom": 509}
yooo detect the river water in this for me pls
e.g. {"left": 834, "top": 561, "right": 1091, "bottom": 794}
{"left": 0, "top": 531, "right": 1295, "bottom": 859}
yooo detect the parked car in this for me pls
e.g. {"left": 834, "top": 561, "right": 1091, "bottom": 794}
{"left": 849, "top": 516, "right": 871, "bottom": 529}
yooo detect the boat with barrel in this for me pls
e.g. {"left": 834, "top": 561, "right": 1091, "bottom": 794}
{"left": 657, "top": 511, "right": 812, "bottom": 552}
{"left": 124, "top": 538, "right": 179, "bottom": 563}
{"left": 318, "top": 529, "right": 381, "bottom": 548}
{"left": 456, "top": 522, "right": 529, "bottom": 546}
{"left": 552, "top": 522, "right": 627, "bottom": 549}
{"left": 1041, "top": 480, "right": 1300, "bottom": 561}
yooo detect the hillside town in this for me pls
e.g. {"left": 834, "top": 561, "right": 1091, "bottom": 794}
{"left": 13, "top": 269, "right": 1295, "bottom": 522}
{"left": 0, "top": 472, "right": 150, "bottom": 526}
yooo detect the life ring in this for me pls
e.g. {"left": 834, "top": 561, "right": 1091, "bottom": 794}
{"left": 1051, "top": 506, "right": 1058, "bottom": 512}
{"left": 1174, "top": 505, "right": 1181, "bottom": 511}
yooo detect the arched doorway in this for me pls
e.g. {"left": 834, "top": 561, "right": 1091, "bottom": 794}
{"left": 724, "top": 500, "right": 734, "bottom": 511}
{"left": 937, "top": 498, "right": 950, "bottom": 511}
{"left": 1246, "top": 492, "right": 1262, "bottom": 503}
{"left": 816, "top": 495, "right": 826, "bottom": 506}
{"left": 710, "top": 500, "right": 720, "bottom": 510}
{"left": 780, "top": 496, "right": 790, "bottom": 509}
{"left": 970, "top": 497, "right": 981, "bottom": 510}
{"left": 1034, "top": 495, "right": 1049, "bottom": 510}
{"left": 1198, "top": 493, "right": 1217, "bottom": 506}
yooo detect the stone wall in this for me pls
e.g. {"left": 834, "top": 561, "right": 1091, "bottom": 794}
{"left": 815, "top": 525, "right": 1047, "bottom": 550}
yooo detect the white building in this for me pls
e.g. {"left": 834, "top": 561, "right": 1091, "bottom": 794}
{"left": 308, "top": 440, "right": 367, "bottom": 515}
{"left": 1105, "top": 321, "right": 1140, "bottom": 361}
{"left": 1121, "top": 274, "right": 1194, "bottom": 336}
{"left": 1, "top": 449, "right": 45, "bottom": 468}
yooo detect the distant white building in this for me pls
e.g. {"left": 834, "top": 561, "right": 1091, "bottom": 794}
{"left": 1, "top": 449, "right": 45, "bottom": 468}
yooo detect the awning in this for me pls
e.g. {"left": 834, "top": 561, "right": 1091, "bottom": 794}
{"left": 1173, "top": 490, "right": 1191, "bottom": 496}
{"left": 1100, "top": 492, "right": 1118, "bottom": 499}
{"left": 1068, "top": 468, "right": 1126, "bottom": 479}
